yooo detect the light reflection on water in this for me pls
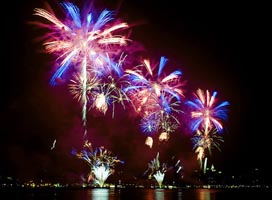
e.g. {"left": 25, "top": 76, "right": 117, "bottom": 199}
{"left": 88, "top": 188, "right": 110, "bottom": 200}
{"left": 197, "top": 189, "right": 217, "bottom": 200}
{"left": 155, "top": 189, "right": 165, "bottom": 200}
{"left": 85, "top": 188, "right": 218, "bottom": 200}
{"left": 1, "top": 187, "right": 270, "bottom": 200}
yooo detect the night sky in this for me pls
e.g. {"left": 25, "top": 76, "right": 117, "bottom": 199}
{"left": 2, "top": 0, "right": 268, "bottom": 184}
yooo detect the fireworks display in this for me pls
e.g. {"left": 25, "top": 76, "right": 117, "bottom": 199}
{"left": 71, "top": 140, "right": 124, "bottom": 187}
{"left": 186, "top": 88, "right": 230, "bottom": 133}
{"left": 33, "top": 1, "right": 131, "bottom": 137}
{"left": 143, "top": 152, "right": 183, "bottom": 188}
{"left": 186, "top": 89, "right": 230, "bottom": 172}
{"left": 124, "top": 56, "right": 185, "bottom": 146}
{"left": 191, "top": 128, "right": 224, "bottom": 170}
{"left": 32, "top": 0, "right": 231, "bottom": 183}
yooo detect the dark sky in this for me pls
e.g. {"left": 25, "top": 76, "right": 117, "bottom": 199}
{"left": 2, "top": 0, "right": 269, "bottom": 184}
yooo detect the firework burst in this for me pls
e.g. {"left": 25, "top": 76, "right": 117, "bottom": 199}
{"left": 186, "top": 88, "right": 229, "bottom": 172}
{"left": 186, "top": 88, "right": 230, "bottom": 133}
{"left": 33, "top": 1, "right": 131, "bottom": 135}
{"left": 191, "top": 128, "right": 224, "bottom": 169}
{"left": 143, "top": 152, "right": 183, "bottom": 188}
{"left": 72, "top": 140, "right": 124, "bottom": 187}
{"left": 125, "top": 56, "right": 184, "bottom": 113}
{"left": 124, "top": 56, "right": 185, "bottom": 146}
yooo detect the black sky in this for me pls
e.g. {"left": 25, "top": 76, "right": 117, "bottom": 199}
{"left": 2, "top": 0, "right": 269, "bottom": 183}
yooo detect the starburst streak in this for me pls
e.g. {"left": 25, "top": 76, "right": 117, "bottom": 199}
{"left": 124, "top": 56, "right": 184, "bottom": 110}
{"left": 92, "top": 164, "right": 111, "bottom": 187}
{"left": 186, "top": 88, "right": 230, "bottom": 133}
{"left": 33, "top": 2, "right": 130, "bottom": 85}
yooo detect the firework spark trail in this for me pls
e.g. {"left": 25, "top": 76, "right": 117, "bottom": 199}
{"left": 33, "top": 1, "right": 131, "bottom": 137}
{"left": 50, "top": 139, "right": 56, "bottom": 150}
{"left": 124, "top": 56, "right": 185, "bottom": 146}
